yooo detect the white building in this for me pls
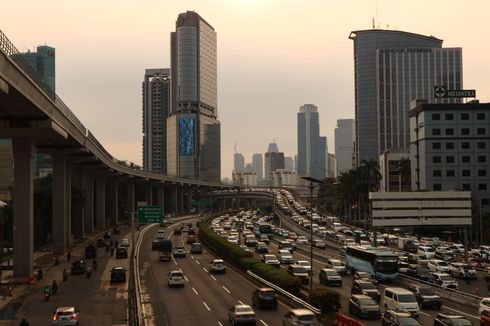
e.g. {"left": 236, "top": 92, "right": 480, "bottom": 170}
{"left": 334, "top": 119, "right": 354, "bottom": 176}
{"left": 271, "top": 169, "right": 297, "bottom": 187}
{"left": 232, "top": 171, "right": 257, "bottom": 187}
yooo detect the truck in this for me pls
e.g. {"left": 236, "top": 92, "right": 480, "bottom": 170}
{"left": 159, "top": 240, "right": 173, "bottom": 261}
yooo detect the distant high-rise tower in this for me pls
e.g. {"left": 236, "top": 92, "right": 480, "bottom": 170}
{"left": 167, "top": 11, "right": 220, "bottom": 182}
{"left": 233, "top": 153, "right": 245, "bottom": 173}
{"left": 349, "top": 29, "right": 462, "bottom": 165}
{"left": 252, "top": 153, "right": 263, "bottom": 179}
{"left": 142, "top": 69, "right": 171, "bottom": 173}
{"left": 335, "top": 119, "right": 354, "bottom": 176}
{"left": 264, "top": 142, "right": 284, "bottom": 180}
{"left": 297, "top": 104, "right": 326, "bottom": 179}
{"left": 284, "top": 156, "right": 294, "bottom": 172}
{"left": 268, "top": 141, "right": 279, "bottom": 153}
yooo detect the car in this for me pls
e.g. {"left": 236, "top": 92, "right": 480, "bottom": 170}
{"left": 172, "top": 245, "right": 187, "bottom": 258}
{"left": 351, "top": 280, "right": 380, "bottom": 301}
{"left": 84, "top": 244, "right": 96, "bottom": 259}
{"left": 326, "top": 259, "right": 347, "bottom": 275}
{"left": 70, "top": 261, "right": 87, "bottom": 275}
{"left": 287, "top": 265, "right": 309, "bottom": 285}
{"left": 297, "top": 236, "right": 309, "bottom": 244}
{"left": 449, "top": 263, "right": 477, "bottom": 280}
{"left": 156, "top": 230, "right": 165, "bottom": 239}
{"left": 110, "top": 267, "right": 126, "bottom": 283}
{"left": 278, "top": 250, "right": 293, "bottom": 264}
{"left": 293, "top": 260, "right": 311, "bottom": 274}
{"left": 151, "top": 239, "right": 160, "bottom": 250}
{"left": 228, "top": 304, "right": 256, "bottom": 325}
{"left": 209, "top": 259, "right": 226, "bottom": 274}
{"left": 115, "top": 247, "right": 128, "bottom": 259}
{"left": 407, "top": 284, "right": 442, "bottom": 309}
{"left": 433, "top": 313, "right": 472, "bottom": 326}
{"left": 348, "top": 294, "right": 381, "bottom": 320}
{"left": 353, "top": 271, "right": 378, "bottom": 285}
{"left": 227, "top": 236, "right": 239, "bottom": 245}
{"left": 282, "top": 308, "right": 318, "bottom": 326}
{"left": 319, "top": 268, "right": 342, "bottom": 287}
{"left": 252, "top": 288, "right": 278, "bottom": 310}
{"left": 482, "top": 309, "right": 490, "bottom": 326}
{"left": 245, "top": 235, "right": 257, "bottom": 247}
{"left": 259, "top": 235, "right": 270, "bottom": 244}
{"left": 190, "top": 243, "right": 203, "bottom": 254}
{"left": 431, "top": 273, "right": 458, "bottom": 289}
{"left": 278, "top": 241, "right": 294, "bottom": 252}
{"left": 480, "top": 297, "right": 490, "bottom": 314}
{"left": 96, "top": 238, "right": 107, "bottom": 247}
{"left": 381, "top": 309, "right": 420, "bottom": 326}
{"left": 168, "top": 270, "right": 185, "bottom": 287}
{"left": 428, "top": 259, "right": 450, "bottom": 273}
{"left": 120, "top": 238, "right": 130, "bottom": 247}
{"left": 52, "top": 306, "right": 80, "bottom": 325}
{"left": 186, "top": 234, "right": 197, "bottom": 244}
{"left": 262, "top": 255, "right": 280, "bottom": 268}
{"left": 383, "top": 287, "right": 420, "bottom": 318}
{"left": 255, "top": 242, "right": 268, "bottom": 254}
{"left": 313, "top": 239, "right": 326, "bottom": 249}
{"left": 407, "top": 265, "right": 434, "bottom": 282}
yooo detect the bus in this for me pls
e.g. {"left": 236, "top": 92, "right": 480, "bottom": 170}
{"left": 253, "top": 221, "right": 272, "bottom": 237}
{"left": 345, "top": 245, "right": 398, "bottom": 282}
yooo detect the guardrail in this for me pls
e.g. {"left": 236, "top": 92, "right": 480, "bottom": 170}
{"left": 246, "top": 270, "right": 321, "bottom": 315}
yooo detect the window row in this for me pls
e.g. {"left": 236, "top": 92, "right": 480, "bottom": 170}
{"left": 432, "top": 127, "right": 487, "bottom": 136}
{"left": 433, "top": 184, "right": 490, "bottom": 197}
{"left": 432, "top": 141, "right": 487, "bottom": 150}
{"left": 432, "top": 169, "right": 488, "bottom": 177}
{"left": 432, "top": 112, "right": 487, "bottom": 121}
{"left": 432, "top": 155, "right": 487, "bottom": 163}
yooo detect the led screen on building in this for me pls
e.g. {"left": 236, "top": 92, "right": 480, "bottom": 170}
{"left": 179, "top": 118, "right": 196, "bottom": 155}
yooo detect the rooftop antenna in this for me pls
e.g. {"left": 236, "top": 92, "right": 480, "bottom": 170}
{"left": 371, "top": 17, "right": 375, "bottom": 29}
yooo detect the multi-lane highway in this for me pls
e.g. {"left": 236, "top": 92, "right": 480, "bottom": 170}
{"left": 138, "top": 218, "right": 290, "bottom": 326}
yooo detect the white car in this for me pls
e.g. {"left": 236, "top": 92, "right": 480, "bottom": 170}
{"left": 52, "top": 306, "right": 80, "bottom": 325}
{"left": 480, "top": 297, "right": 490, "bottom": 314}
{"left": 168, "top": 270, "right": 185, "bottom": 287}
{"left": 294, "top": 260, "right": 312, "bottom": 273}
{"left": 278, "top": 249, "right": 293, "bottom": 264}
{"left": 227, "top": 236, "right": 238, "bottom": 245}
{"left": 172, "top": 245, "right": 187, "bottom": 258}
{"left": 326, "top": 259, "right": 347, "bottom": 275}
{"left": 209, "top": 259, "right": 226, "bottom": 274}
{"left": 120, "top": 238, "right": 130, "bottom": 247}
{"left": 297, "top": 236, "right": 309, "bottom": 244}
{"left": 427, "top": 259, "right": 450, "bottom": 273}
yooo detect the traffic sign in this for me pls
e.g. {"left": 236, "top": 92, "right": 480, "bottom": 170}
{"left": 434, "top": 86, "right": 476, "bottom": 98}
{"left": 137, "top": 205, "right": 163, "bottom": 224}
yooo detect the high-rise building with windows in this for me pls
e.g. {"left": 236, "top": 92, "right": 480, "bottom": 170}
{"left": 167, "top": 11, "right": 220, "bottom": 182}
{"left": 233, "top": 153, "right": 245, "bottom": 173}
{"left": 142, "top": 69, "right": 171, "bottom": 173}
{"left": 297, "top": 104, "right": 326, "bottom": 180}
{"left": 349, "top": 29, "right": 462, "bottom": 165}
{"left": 284, "top": 156, "right": 294, "bottom": 172}
{"left": 335, "top": 119, "right": 355, "bottom": 176}
{"left": 252, "top": 153, "right": 263, "bottom": 179}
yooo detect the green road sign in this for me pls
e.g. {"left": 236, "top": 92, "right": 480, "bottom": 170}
{"left": 137, "top": 205, "right": 163, "bottom": 224}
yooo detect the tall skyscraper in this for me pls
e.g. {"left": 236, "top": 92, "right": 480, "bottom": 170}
{"left": 267, "top": 141, "right": 279, "bottom": 153}
{"left": 142, "top": 69, "right": 171, "bottom": 173}
{"left": 327, "top": 153, "right": 337, "bottom": 178}
{"left": 349, "top": 29, "right": 462, "bottom": 165}
{"left": 265, "top": 152, "right": 285, "bottom": 180}
{"left": 335, "top": 119, "right": 354, "bottom": 176}
{"left": 252, "top": 153, "right": 263, "bottom": 179}
{"left": 233, "top": 153, "right": 245, "bottom": 173}
{"left": 167, "top": 11, "right": 220, "bottom": 182}
{"left": 297, "top": 104, "right": 326, "bottom": 180}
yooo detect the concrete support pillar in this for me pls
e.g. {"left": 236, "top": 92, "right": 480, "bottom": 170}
{"left": 12, "top": 139, "right": 34, "bottom": 278}
{"left": 126, "top": 182, "right": 135, "bottom": 220}
{"left": 177, "top": 185, "right": 184, "bottom": 215}
{"left": 185, "top": 187, "right": 192, "bottom": 212}
{"left": 108, "top": 180, "right": 119, "bottom": 225}
{"left": 71, "top": 169, "right": 84, "bottom": 239}
{"left": 52, "top": 152, "right": 67, "bottom": 255}
{"left": 145, "top": 184, "right": 153, "bottom": 206}
{"left": 83, "top": 174, "right": 94, "bottom": 234}
{"left": 65, "top": 163, "right": 72, "bottom": 249}
{"left": 95, "top": 177, "right": 106, "bottom": 230}
{"left": 171, "top": 185, "right": 178, "bottom": 215}
{"left": 157, "top": 185, "right": 165, "bottom": 209}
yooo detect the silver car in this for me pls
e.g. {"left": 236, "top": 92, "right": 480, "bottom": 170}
{"left": 52, "top": 307, "right": 79, "bottom": 325}
{"left": 228, "top": 304, "right": 256, "bottom": 325}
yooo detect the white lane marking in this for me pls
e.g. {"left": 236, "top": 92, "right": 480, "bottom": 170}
{"left": 419, "top": 311, "right": 431, "bottom": 317}
{"left": 196, "top": 260, "right": 201, "bottom": 265}
{"left": 259, "top": 320, "right": 268, "bottom": 326}
{"left": 211, "top": 275, "right": 217, "bottom": 281}
{"left": 167, "top": 231, "right": 174, "bottom": 239}
{"left": 238, "top": 300, "right": 244, "bottom": 305}
{"left": 172, "top": 256, "right": 178, "bottom": 265}
{"left": 203, "top": 301, "right": 211, "bottom": 311}
{"left": 192, "top": 287, "right": 199, "bottom": 295}
{"left": 184, "top": 276, "right": 189, "bottom": 282}
{"left": 222, "top": 285, "right": 231, "bottom": 293}
{"left": 217, "top": 322, "right": 223, "bottom": 326}
{"left": 191, "top": 255, "right": 195, "bottom": 259}
{"left": 443, "top": 306, "right": 479, "bottom": 320}
{"left": 203, "top": 267, "right": 208, "bottom": 273}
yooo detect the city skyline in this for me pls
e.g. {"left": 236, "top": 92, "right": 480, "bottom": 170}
{"left": 3, "top": 1, "right": 490, "bottom": 179}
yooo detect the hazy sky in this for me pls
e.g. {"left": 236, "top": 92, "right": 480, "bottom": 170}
{"left": 3, "top": 0, "right": 490, "bottom": 179}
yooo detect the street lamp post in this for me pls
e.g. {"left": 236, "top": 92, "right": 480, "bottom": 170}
{"left": 301, "top": 176, "right": 323, "bottom": 291}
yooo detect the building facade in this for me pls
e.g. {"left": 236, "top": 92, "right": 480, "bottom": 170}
{"left": 284, "top": 156, "right": 294, "bottom": 172}
{"left": 264, "top": 152, "right": 285, "bottom": 180}
{"left": 234, "top": 153, "right": 245, "bottom": 173}
{"left": 379, "top": 148, "right": 411, "bottom": 192}
{"left": 409, "top": 100, "right": 490, "bottom": 210}
{"left": 327, "top": 153, "right": 336, "bottom": 178}
{"left": 349, "top": 29, "right": 462, "bottom": 165}
{"left": 232, "top": 171, "right": 257, "bottom": 187}
{"left": 252, "top": 153, "right": 263, "bottom": 179}
{"left": 297, "top": 104, "right": 326, "bottom": 180}
{"left": 335, "top": 119, "right": 354, "bottom": 176}
{"left": 167, "top": 11, "right": 220, "bottom": 182}
{"left": 142, "top": 69, "right": 171, "bottom": 173}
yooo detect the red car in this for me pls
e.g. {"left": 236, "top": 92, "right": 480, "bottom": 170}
{"left": 482, "top": 309, "right": 490, "bottom": 326}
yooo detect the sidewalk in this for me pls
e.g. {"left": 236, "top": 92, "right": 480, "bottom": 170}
{"left": 0, "top": 226, "right": 116, "bottom": 322}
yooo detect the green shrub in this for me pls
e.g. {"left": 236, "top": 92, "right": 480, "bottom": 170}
{"left": 308, "top": 287, "right": 341, "bottom": 314}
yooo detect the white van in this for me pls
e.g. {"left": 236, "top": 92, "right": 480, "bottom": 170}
{"left": 383, "top": 287, "right": 419, "bottom": 317}
{"left": 417, "top": 246, "right": 435, "bottom": 258}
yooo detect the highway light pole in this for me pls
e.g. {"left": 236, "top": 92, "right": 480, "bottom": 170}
{"left": 301, "top": 176, "right": 323, "bottom": 291}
